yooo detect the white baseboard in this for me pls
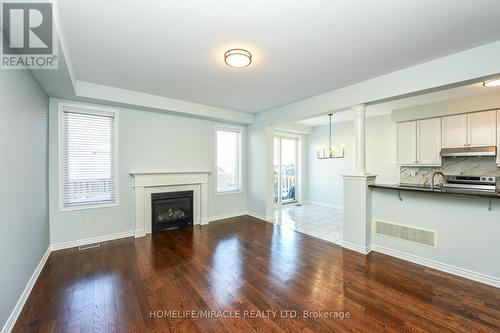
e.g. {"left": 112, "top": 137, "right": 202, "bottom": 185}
{"left": 245, "top": 211, "right": 273, "bottom": 222}
{"left": 208, "top": 211, "right": 275, "bottom": 223}
{"left": 51, "top": 230, "right": 134, "bottom": 251}
{"left": 134, "top": 229, "right": 146, "bottom": 238}
{"left": 207, "top": 211, "right": 247, "bottom": 222}
{"left": 342, "top": 241, "right": 372, "bottom": 255}
{"left": 304, "top": 201, "right": 343, "bottom": 210}
{"left": 245, "top": 211, "right": 265, "bottom": 220}
{"left": 1, "top": 246, "right": 51, "bottom": 333}
{"left": 372, "top": 244, "right": 500, "bottom": 289}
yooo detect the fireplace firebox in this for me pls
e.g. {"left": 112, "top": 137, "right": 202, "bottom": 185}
{"left": 151, "top": 191, "right": 193, "bottom": 232}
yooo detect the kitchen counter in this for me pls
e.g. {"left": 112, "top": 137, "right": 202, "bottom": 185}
{"left": 369, "top": 183, "right": 500, "bottom": 199}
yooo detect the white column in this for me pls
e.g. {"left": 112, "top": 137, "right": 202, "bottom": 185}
{"left": 342, "top": 104, "right": 376, "bottom": 254}
{"left": 352, "top": 104, "right": 367, "bottom": 175}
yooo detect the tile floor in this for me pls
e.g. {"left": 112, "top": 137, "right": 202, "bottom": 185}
{"left": 274, "top": 203, "right": 344, "bottom": 244}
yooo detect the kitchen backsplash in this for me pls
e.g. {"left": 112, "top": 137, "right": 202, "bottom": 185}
{"left": 400, "top": 157, "right": 500, "bottom": 186}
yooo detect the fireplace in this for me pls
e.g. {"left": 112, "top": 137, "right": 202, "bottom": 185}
{"left": 151, "top": 191, "right": 193, "bottom": 232}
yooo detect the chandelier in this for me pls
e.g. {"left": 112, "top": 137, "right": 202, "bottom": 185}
{"left": 316, "top": 113, "right": 345, "bottom": 160}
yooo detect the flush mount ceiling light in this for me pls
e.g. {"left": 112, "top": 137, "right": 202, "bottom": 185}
{"left": 483, "top": 79, "right": 500, "bottom": 87}
{"left": 224, "top": 49, "right": 252, "bottom": 68}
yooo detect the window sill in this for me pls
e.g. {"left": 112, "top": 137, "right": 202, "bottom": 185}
{"left": 215, "top": 190, "right": 244, "bottom": 196}
{"left": 59, "top": 202, "right": 119, "bottom": 212}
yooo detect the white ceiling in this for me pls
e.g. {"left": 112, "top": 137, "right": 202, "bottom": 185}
{"left": 295, "top": 83, "right": 500, "bottom": 127}
{"left": 56, "top": 0, "right": 500, "bottom": 113}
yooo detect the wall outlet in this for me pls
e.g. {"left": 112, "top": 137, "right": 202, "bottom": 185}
{"left": 84, "top": 216, "right": 92, "bottom": 225}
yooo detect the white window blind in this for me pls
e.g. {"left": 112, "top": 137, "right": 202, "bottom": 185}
{"left": 60, "top": 105, "right": 118, "bottom": 209}
{"left": 216, "top": 127, "right": 242, "bottom": 193}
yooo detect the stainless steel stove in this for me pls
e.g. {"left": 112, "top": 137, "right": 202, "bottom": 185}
{"left": 443, "top": 175, "right": 499, "bottom": 192}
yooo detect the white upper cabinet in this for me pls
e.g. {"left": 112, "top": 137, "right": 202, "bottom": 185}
{"left": 442, "top": 114, "right": 467, "bottom": 148}
{"left": 396, "top": 121, "right": 416, "bottom": 165}
{"left": 396, "top": 119, "right": 441, "bottom": 166}
{"left": 442, "top": 111, "right": 496, "bottom": 148}
{"left": 467, "top": 111, "right": 496, "bottom": 147}
{"left": 398, "top": 110, "right": 498, "bottom": 166}
{"left": 416, "top": 118, "right": 441, "bottom": 165}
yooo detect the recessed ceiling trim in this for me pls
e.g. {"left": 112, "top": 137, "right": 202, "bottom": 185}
{"left": 259, "top": 40, "right": 500, "bottom": 125}
{"left": 56, "top": 0, "right": 500, "bottom": 113}
{"left": 74, "top": 80, "right": 256, "bottom": 125}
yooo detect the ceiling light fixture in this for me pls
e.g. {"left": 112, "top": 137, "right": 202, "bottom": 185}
{"left": 483, "top": 79, "right": 500, "bottom": 87}
{"left": 316, "top": 113, "right": 345, "bottom": 160}
{"left": 224, "top": 49, "right": 252, "bottom": 68}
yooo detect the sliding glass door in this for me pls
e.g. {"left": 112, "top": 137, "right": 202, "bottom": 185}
{"left": 274, "top": 136, "right": 298, "bottom": 205}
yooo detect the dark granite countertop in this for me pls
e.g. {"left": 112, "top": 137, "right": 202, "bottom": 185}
{"left": 369, "top": 183, "right": 500, "bottom": 199}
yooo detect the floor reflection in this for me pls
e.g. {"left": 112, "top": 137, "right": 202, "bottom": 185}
{"left": 16, "top": 218, "right": 500, "bottom": 332}
{"left": 209, "top": 237, "right": 243, "bottom": 306}
{"left": 269, "top": 225, "right": 301, "bottom": 282}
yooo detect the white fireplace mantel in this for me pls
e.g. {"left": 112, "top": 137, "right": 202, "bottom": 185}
{"left": 130, "top": 171, "right": 210, "bottom": 237}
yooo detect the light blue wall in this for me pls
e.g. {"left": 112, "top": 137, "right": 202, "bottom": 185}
{"left": 247, "top": 123, "right": 270, "bottom": 218}
{"left": 306, "top": 114, "right": 399, "bottom": 207}
{"left": 306, "top": 120, "right": 352, "bottom": 208}
{"left": 0, "top": 70, "right": 49, "bottom": 329}
{"left": 371, "top": 189, "right": 500, "bottom": 281}
{"left": 48, "top": 98, "right": 247, "bottom": 245}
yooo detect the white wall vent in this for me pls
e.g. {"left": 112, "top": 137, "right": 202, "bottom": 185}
{"left": 78, "top": 242, "right": 100, "bottom": 251}
{"left": 373, "top": 220, "right": 437, "bottom": 247}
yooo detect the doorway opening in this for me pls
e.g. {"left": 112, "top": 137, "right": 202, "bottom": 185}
{"left": 274, "top": 135, "right": 298, "bottom": 205}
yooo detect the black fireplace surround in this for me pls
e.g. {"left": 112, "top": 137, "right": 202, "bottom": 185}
{"left": 151, "top": 191, "right": 193, "bottom": 232}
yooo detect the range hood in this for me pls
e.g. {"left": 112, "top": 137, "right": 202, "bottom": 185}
{"left": 440, "top": 146, "right": 497, "bottom": 157}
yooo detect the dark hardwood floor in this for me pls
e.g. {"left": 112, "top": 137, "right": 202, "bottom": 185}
{"left": 14, "top": 215, "right": 500, "bottom": 332}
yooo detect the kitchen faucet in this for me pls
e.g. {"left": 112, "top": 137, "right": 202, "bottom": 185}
{"left": 431, "top": 171, "right": 447, "bottom": 190}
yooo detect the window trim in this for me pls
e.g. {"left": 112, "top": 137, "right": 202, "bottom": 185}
{"left": 215, "top": 124, "right": 244, "bottom": 195}
{"left": 58, "top": 102, "right": 120, "bottom": 212}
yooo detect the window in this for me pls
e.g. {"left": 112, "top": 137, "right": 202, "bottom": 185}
{"left": 59, "top": 104, "right": 118, "bottom": 210}
{"left": 216, "top": 126, "right": 242, "bottom": 193}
